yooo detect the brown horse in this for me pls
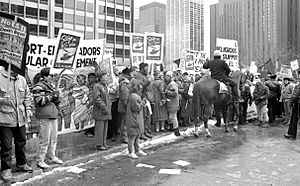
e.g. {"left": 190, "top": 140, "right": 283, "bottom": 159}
{"left": 192, "top": 71, "right": 243, "bottom": 137}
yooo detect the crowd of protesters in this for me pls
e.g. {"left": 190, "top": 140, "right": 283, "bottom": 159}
{"left": 1, "top": 57, "right": 300, "bottom": 182}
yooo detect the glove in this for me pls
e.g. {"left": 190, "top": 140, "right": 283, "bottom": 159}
{"left": 26, "top": 110, "right": 33, "bottom": 117}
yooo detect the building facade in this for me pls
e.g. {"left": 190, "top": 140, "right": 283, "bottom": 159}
{"left": 136, "top": 2, "right": 166, "bottom": 34}
{"left": 166, "top": 0, "right": 204, "bottom": 64}
{"left": 0, "top": 0, "right": 134, "bottom": 65}
{"left": 210, "top": 0, "right": 300, "bottom": 67}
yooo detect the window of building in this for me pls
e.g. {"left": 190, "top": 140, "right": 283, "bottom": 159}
{"left": 108, "top": 0, "right": 115, "bottom": 3}
{"left": 86, "top": 17, "right": 93, "bottom": 26}
{"left": 64, "top": 13, "right": 74, "bottom": 24}
{"left": 107, "top": 7, "right": 115, "bottom": 16}
{"left": 125, "top": 11, "right": 130, "bottom": 19}
{"left": 99, "top": 5, "right": 105, "bottom": 14}
{"left": 107, "top": 34, "right": 114, "bottom": 43}
{"left": 39, "top": 25, "right": 48, "bottom": 36}
{"left": 116, "top": 49, "right": 123, "bottom": 57}
{"left": 125, "top": 24, "right": 130, "bottom": 32}
{"left": 11, "top": 4, "right": 24, "bottom": 17}
{"left": 85, "top": 31, "right": 94, "bottom": 39}
{"left": 116, "top": 36, "right": 123, "bottom": 44}
{"left": 125, "top": 49, "right": 130, "bottom": 57}
{"left": 65, "top": 0, "right": 74, "bottom": 9}
{"left": 116, "top": 9, "right": 123, "bottom": 18}
{"left": 106, "top": 21, "right": 115, "bottom": 29}
{"left": 98, "top": 33, "right": 105, "bottom": 39}
{"left": 75, "top": 15, "right": 84, "bottom": 25}
{"left": 54, "top": 27, "right": 60, "bottom": 37}
{"left": 26, "top": 0, "right": 38, "bottom": 3}
{"left": 54, "top": 12, "right": 63, "bottom": 22}
{"left": 39, "top": 9, "right": 48, "bottom": 20}
{"left": 116, "top": 22, "right": 123, "bottom": 31}
{"left": 87, "top": 3, "right": 93, "bottom": 12}
{"left": 125, "top": 37, "right": 129, "bottom": 44}
{"left": 77, "top": 1, "right": 85, "bottom": 11}
{"left": 0, "top": 3, "right": 9, "bottom": 12}
{"left": 30, "top": 24, "right": 38, "bottom": 35}
{"left": 40, "top": 0, "right": 48, "bottom": 5}
{"left": 98, "top": 19, "right": 105, "bottom": 28}
{"left": 125, "top": 0, "right": 130, "bottom": 7}
{"left": 26, "top": 7, "right": 38, "bottom": 19}
{"left": 116, "top": 0, "right": 124, "bottom": 5}
{"left": 55, "top": 0, "right": 63, "bottom": 7}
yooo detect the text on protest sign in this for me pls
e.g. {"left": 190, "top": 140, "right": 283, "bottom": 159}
{"left": 216, "top": 38, "right": 239, "bottom": 71}
{"left": 145, "top": 33, "right": 164, "bottom": 63}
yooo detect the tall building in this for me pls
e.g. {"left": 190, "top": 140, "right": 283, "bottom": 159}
{"left": 210, "top": 0, "right": 300, "bottom": 66}
{"left": 166, "top": 0, "right": 204, "bottom": 63}
{"left": 0, "top": 0, "right": 134, "bottom": 65}
{"left": 136, "top": 2, "right": 166, "bottom": 34}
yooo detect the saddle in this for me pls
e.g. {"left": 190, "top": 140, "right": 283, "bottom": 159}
{"left": 216, "top": 80, "right": 230, "bottom": 94}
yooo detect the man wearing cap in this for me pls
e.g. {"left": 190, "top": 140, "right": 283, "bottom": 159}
{"left": 203, "top": 50, "right": 244, "bottom": 102}
{"left": 280, "top": 76, "right": 294, "bottom": 125}
{"left": 265, "top": 74, "right": 281, "bottom": 123}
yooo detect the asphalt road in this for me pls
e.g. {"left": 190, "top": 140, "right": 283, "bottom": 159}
{"left": 19, "top": 122, "right": 300, "bottom": 186}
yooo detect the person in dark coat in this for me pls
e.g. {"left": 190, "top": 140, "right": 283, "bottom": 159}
{"left": 265, "top": 74, "right": 281, "bottom": 123}
{"left": 203, "top": 50, "right": 243, "bottom": 102}
{"left": 126, "top": 79, "right": 147, "bottom": 159}
{"left": 239, "top": 80, "right": 252, "bottom": 125}
{"left": 92, "top": 70, "right": 112, "bottom": 151}
{"left": 284, "top": 84, "right": 300, "bottom": 140}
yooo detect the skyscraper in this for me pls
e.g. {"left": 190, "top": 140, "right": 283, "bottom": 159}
{"left": 136, "top": 2, "right": 166, "bottom": 34}
{"left": 0, "top": 0, "right": 134, "bottom": 65}
{"left": 166, "top": 0, "right": 204, "bottom": 64}
{"left": 210, "top": 0, "right": 300, "bottom": 66}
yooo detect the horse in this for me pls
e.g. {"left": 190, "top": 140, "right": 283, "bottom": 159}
{"left": 192, "top": 71, "right": 243, "bottom": 137}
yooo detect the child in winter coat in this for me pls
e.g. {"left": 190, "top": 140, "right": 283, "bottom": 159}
{"left": 126, "top": 79, "right": 147, "bottom": 159}
{"left": 253, "top": 81, "right": 270, "bottom": 127}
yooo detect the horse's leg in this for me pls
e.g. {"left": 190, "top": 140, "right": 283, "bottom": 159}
{"left": 204, "top": 106, "right": 213, "bottom": 137}
{"left": 214, "top": 105, "right": 222, "bottom": 127}
{"left": 222, "top": 105, "right": 229, "bottom": 133}
{"left": 233, "top": 102, "right": 239, "bottom": 132}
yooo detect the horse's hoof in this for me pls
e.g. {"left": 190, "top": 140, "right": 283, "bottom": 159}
{"left": 225, "top": 128, "right": 229, "bottom": 133}
{"left": 206, "top": 134, "right": 211, "bottom": 138}
{"left": 194, "top": 133, "right": 199, "bottom": 138}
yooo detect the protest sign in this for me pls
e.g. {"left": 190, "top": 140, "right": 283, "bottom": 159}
{"left": 216, "top": 38, "right": 239, "bottom": 71}
{"left": 130, "top": 33, "right": 145, "bottom": 67}
{"left": 249, "top": 61, "right": 258, "bottom": 74}
{"left": 279, "top": 64, "right": 293, "bottom": 78}
{"left": 102, "top": 47, "right": 115, "bottom": 84}
{"left": 145, "top": 33, "right": 164, "bottom": 63}
{"left": 74, "top": 39, "right": 105, "bottom": 68}
{"left": 195, "top": 51, "right": 208, "bottom": 73}
{"left": 246, "top": 85, "right": 257, "bottom": 120}
{"left": 290, "top": 59, "right": 299, "bottom": 71}
{"left": 54, "top": 29, "right": 83, "bottom": 69}
{"left": 0, "top": 12, "right": 30, "bottom": 76}
{"left": 26, "top": 36, "right": 57, "bottom": 80}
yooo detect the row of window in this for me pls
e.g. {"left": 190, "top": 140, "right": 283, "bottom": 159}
{"left": 24, "top": 0, "right": 130, "bottom": 7}
{"left": 99, "top": 6, "right": 130, "bottom": 19}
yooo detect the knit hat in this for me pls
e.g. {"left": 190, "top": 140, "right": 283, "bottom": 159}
{"left": 122, "top": 67, "right": 131, "bottom": 75}
{"left": 165, "top": 71, "right": 173, "bottom": 77}
{"left": 213, "top": 50, "right": 221, "bottom": 57}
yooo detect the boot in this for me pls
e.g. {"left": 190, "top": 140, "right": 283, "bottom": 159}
{"left": 173, "top": 128, "right": 180, "bottom": 136}
{"left": 144, "top": 132, "right": 153, "bottom": 139}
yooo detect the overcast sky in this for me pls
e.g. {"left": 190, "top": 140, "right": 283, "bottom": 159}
{"left": 135, "top": 0, "right": 219, "bottom": 53}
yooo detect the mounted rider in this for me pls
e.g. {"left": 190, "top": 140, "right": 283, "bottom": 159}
{"left": 203, "top": 50, "right": 244, "bottom": 103}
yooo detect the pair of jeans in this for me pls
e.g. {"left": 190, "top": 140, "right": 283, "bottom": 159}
{"left": 128, "top": 135, "right": 140, "bottom": 154}
{"left": 37, "top": 119, "right": 58, "bottom": 162}
{"left": 168, "top": 112, "right": 178, "bottom": 129}
{"left": 95, "top": 120, "right": 108, "bottom": 147}
{"left": 0, "top": 126, "right": 27, "bottom": 171}
{"left": 256, "top": 104, "right": 269, "bottom": 122}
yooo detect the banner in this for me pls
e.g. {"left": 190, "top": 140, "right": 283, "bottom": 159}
{"left": 54, "top": 29, "right": 83, "bottom": 69}
{"left": 145, "top": 32, "right": 164, "bottom": 63}
{"left": 246, "top": 86, "right": 257, "bottom": 120}
{"left": 249, "top": 61, "right": 258, "bottom": 74}
{"left": 0, "top": 12, "right": 30, "bottom": 76}
{"left": 130, "top": 33, "right": 145, "bottom": 67}
{"left": 290, "top": 59, "right": 299, "bottom": 71}
{"left": 279, "top": 64, "right": 293, "bottom": 78}
{"left": 195, "top": 51, "right": 208, "bottom": 73}
{"left": 103, "top": 48, "right": 115, "bottom": 84}
{"left": 216, "top": 38, "right": 239, "bottom": 71}
{"left": 74, "top": 39, "right": 105, "bottom": 69}
{"left": 26, "top": 36, "right": 57, "bottom": 80}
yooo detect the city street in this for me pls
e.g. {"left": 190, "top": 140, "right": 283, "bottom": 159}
{"left": 18, "top": 122, "right": 300, "bottom": 186}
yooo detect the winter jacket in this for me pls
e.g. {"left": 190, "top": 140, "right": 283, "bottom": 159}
{"left": 118, "top": 75, "right": 130, "bottom": 114}
{"left": 126, "top": 93, "right": 143, "bottom": 137}
{"left": 203, "top": 59, "right": 231, "bottom": 83}
{"left": 280, "top": 83, "right": 294, "bottom": 102}
{"left": 0, "top": 69, "right": 32, "bottom": 127}
{"left": 265, "top": 80, "right": 281, "bottom": 100}
{"left": 151, "top": 79, "right": 166, "bottom": 105}
{"left": 108, "top": 78, "right": 119, "bottom": 103}
{"left": 253, "top": 82, "right": 269, "bottom": 106}
{"left": 135, "top": 72, "right": 151, "bottom": 99}
{"left": 165, "top": 80, "right": 180, "bottom": 113}
{"left": 92, "top": 82, "right": 112, "bottom": 121}
{"left": 290, "top": 84, "right": 300, "bottom": 108}
{"left": 241, "top": 84, "right": 252, "bottom": 103}
{"left": 32, "top": 80, "right": 60, "bottom": 119}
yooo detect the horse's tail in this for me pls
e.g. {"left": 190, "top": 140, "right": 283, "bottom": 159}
{"left": 192, "top": 82, "right": 202, "bottom": 121}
